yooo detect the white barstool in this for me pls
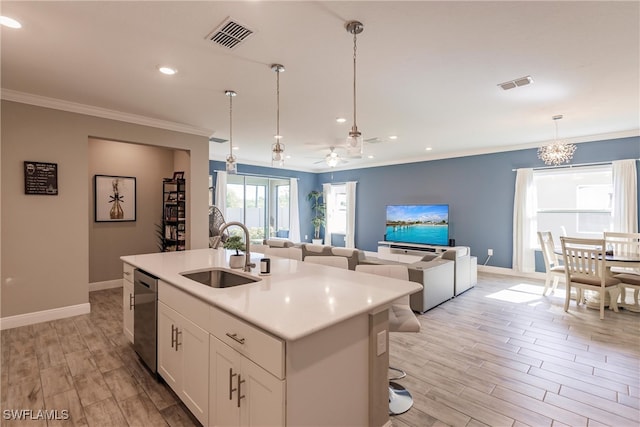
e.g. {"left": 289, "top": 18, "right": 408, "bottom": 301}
{"left": 355, "top": 264, "right": 421, "bottom": 415}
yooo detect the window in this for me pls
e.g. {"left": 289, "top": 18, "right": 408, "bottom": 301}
{"left": 224, "top": 175, "right": 290, "bottom": 243}
{"left": 327, "top": 184, "right": 347, "bottom": 234}
{"left": 534, "top": 165, "right": 613, "bottom": 239}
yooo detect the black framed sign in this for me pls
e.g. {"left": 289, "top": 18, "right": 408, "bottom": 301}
{"left": 24, "top": 161, "right": 58, "bottom": 195}
{"left": 94, "top": 175, "right": 137, "bottom": 222}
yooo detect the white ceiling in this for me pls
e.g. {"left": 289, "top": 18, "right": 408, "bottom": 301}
{"left": 2, "top": 1, "right": 638, "bottom": 172}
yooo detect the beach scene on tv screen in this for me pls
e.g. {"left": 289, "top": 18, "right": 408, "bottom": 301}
{"left": 386, "top": 205, "right": 449, "bottom": 246}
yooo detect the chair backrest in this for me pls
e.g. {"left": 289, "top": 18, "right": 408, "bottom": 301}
{"left": 560, "top": 237, "right": 607, "bottom": 287}
{"left": 356, "top": 265, "right": 411, "bottom": 305}
{"left": 304, "top": 256, "right": 349, "bottom": 269}
{"left": 604, "top": 232, "right": 640, "bottom": 256}
{"left": 538, "top": 231, "right": 560, "bottom": 269}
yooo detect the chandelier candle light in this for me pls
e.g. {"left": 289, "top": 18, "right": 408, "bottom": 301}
{"left": 271, "top": 64, "right": 286, "bottom": 167}
{"left": 346, "top": 20, "right": 364, "bottom": 157}
{"left": 225, "top": 90, "right": 238, "bottom": 174}
{"left": 537, "top": 115, "right": 577, "bottom": 166}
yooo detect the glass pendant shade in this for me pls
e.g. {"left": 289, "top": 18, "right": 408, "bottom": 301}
{"left": 272, "top": 140, "right": 285, "bottom": 167}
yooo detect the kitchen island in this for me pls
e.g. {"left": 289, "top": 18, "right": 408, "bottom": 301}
{"left": 121, "top": 248, "right": 422, "bottom": 426}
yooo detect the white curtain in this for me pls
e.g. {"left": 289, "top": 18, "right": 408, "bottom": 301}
{"left": 612, "top": 159, "right": 638, "bottom": 233}
{"left": 345, "top": 181, "right": 357, "bottom": 248}
{"left": 289, "top": 178, "right": 301, "bottom": 242}
{"left": 322, "top": 183, "right": 333, "bottom": 245}
{"left": 512, "top": 168, "right": 537, "bottom": 272}
{"left": 215, "top": 171, "right": 227, "bottom": 214}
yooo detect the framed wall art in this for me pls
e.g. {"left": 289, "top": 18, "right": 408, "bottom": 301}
{"left": 94, "top": 175, "right": 136, "bottom": 222}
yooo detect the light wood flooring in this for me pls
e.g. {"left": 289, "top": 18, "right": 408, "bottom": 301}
{"left": 0, "top": 272, "right": 638, "bottom": 426}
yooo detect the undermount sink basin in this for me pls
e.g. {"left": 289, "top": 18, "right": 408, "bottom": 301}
{"left": 181, "top": 268, "right": 260, "bottom": 288}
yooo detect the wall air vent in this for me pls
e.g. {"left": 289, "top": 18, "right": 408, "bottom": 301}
{"left": 498, "top": 75, "right": 534, "bottom": 90}
{"left": 206, "top": 18, "right": 254, "bottom": 49}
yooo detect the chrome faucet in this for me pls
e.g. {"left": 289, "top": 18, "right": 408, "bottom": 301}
{"left": 214, "top": 221, "right": 255, "bottom": 272}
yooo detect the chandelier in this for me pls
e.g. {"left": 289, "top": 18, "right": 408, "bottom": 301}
{"left": 225, "top": 90, "right": 238, "bottom": 174}
{"left": 537, "top": 115, "right": 576, "bottom": 166}
{"left": 271, "top": 64, "right": 286, "bottom": 167}
{"left": 345, "top": 20, "right": 364, "bottom": 157}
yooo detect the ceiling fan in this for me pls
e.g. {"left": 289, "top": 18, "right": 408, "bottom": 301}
{"left": 313, "top": 147, "right": 348, "bottom": 168}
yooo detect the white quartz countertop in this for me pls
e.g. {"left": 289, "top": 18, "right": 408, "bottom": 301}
{"left": 121, "top": 248, "right": 422, "bottom": 341}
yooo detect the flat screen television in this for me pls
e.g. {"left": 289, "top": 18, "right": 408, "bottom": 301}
{"left": 385, "top": 204, "right": 449, "bottom": 246}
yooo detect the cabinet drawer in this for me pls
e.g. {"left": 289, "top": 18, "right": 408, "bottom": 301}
{"left": 210, "top": 307, "right": 284, "bottom": 379}
{"left": 123, "top": 263, "right": 134, "bottom": 283}
{"left": 158, "top": 281, "right": 209, "bottom": 331}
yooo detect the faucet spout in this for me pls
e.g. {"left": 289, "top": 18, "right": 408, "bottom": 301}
{"left": 216, "top": 221, "right": 255, "bottom": 272}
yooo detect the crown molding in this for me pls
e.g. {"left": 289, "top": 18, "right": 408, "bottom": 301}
{"left": 1, "top": 89, "right": 214, "bottom": 137}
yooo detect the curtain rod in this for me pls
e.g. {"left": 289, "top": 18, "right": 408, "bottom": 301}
{"left": 214, "top": 170, "right": 297, "bottom": 180}
{"left": 512, "top": 159, "right": 639, "bottom": 172}
{"left": 321, "top": 181, "right": 358, "bottom": 185}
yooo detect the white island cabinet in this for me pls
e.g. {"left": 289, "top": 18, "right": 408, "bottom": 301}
{"left": 122, "top": 262, "right": 134, "bottom": 343}
{"left": 158, "top": 281, "right": 210, "bottom": 426}
{"left": 121, "top": 248, "right": 421, "bottom": 427}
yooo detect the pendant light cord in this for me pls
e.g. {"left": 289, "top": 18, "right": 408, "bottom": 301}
{"left": 352, "top": 31, "right": 358, "bottom": 130}
{"left": 229, "top": 93, "right": 233, "bottom": 157}
{"left": 276, "top": 69, "right": 280, "bottom": 139}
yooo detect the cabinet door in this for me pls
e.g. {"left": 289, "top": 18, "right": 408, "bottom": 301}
{"left": 180, "top": 318, "right": 209, "bottom": 426}
{"left": 240, "top": 357, "right": 285, "bottom": 427}
{"left": 157, "top": 302, "right": 181, "bottom": 391}
{"left": 122, "top": 279, "right": 134, "bottom": 343}
{"left": 210, "top": 337, "right": 241, "bottom": 427}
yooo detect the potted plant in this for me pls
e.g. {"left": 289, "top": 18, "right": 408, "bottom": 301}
{"left": 307, "top": 190, "right": 326, "bottom": 245}
{"left": 223, "top": 235, "right": 246, "bottom": 269}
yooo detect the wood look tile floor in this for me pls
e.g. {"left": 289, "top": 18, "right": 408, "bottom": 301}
{"left": 0, "top": 272, "right": 638, "bottom": 426}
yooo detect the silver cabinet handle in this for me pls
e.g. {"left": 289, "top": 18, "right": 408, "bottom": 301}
{"left": 237, "top": 374, "right": 246, "bottom": 408}
{"left": 124, "top": 271, "right": 131, "bottom": 276}
{"left": 225, "top": 332, "right": 245, "bottom": 344}
{"left": 175, "top": 328, "right": 182, "bottom": 351}
{"left": 129, "top": 293, "right": 134, "bottom": 310}
{"left": 229, "top": 368, "right": 237, "bottom": 400}
{"left": 171, "top": 324, "right": 176, "bottom": 348}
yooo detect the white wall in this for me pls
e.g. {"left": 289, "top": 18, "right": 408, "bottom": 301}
{"left": 1, "top": 100, "right": 209, "bottom": 319}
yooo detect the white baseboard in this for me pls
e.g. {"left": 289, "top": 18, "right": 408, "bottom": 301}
{"left": 0, "top": 303, "right": 91, "bottom": 330}
{"left": 477, "top": 265, "right": 546, "bottom": 280}
{"left": 89, "top": 279, "right": 123, "bottom": 292}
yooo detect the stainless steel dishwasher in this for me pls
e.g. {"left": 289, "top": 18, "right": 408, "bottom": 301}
{"left": 133, "top": 269, "right": 158, "bottom": 373}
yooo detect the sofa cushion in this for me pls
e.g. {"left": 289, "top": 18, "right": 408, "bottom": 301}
{"left": 264, "top": 238, "right": 294, "bottom": 248}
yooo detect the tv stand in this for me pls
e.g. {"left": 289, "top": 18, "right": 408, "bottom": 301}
{"left": 377, "top": 241, "right": 451, "bottom": 263}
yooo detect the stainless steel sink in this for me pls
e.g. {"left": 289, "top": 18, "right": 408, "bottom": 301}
{"left": 180, "top": 268, "right": 259, "bottom": 288}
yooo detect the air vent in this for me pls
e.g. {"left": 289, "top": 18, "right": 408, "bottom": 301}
{"left": 209, "top": 136, "right": 228, "bottom": 144}
{"left": 206, "top": 18, "right": 254, "bottom": 49}
{"left": 498, "top": 75, "right": 534, "bottom": 90}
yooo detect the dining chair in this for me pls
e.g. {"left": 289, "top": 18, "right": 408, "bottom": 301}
{"left": 560, "top": 237, "right": 621, "bottom": 320}
{"left": 355, "top": 264, "right": 420, "bottom": 415}
{"left": 604, "top": 231, "right": 640, "bottom": 306}
{"left": 537, "top": 231, "right": 565, "bottom": 295}
{"left": 303, "top": 255, "right": 349, "bottom": 269}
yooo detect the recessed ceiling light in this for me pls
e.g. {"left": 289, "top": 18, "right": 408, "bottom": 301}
{"left": 285, "top": 155, "right": 291, "bottom": 159}
{"left": 336, "top": 117, "right": 347, "bottom": 123}
{"left": 232, "top": 146, "right": 239, "bottom": 151}
{"left": 389, "top": 135, "right": 398, "bottom": 140}
{"left": 0, "top": 16, "right": 22, "bottom": 29}
{"left": 158, "top": 66, "right": 177, "bottom": 75}
{"left": 367, "top": 155, "right": 374, "bottom": 159}
{"left": 425, "top": 147, "right": 432, "bottom": 151}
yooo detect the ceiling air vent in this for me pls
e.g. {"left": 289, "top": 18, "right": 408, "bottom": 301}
{"left": 209, "top": 136, "right": 228, "bottom": 144}
{"left": 206, "top": 18, "right": 254, "bottom": 49}
{"left": 498, "top": 75, "right": 534, "bottom": 90}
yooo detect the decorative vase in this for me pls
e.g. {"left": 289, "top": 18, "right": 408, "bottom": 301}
{"left": 229, "top": 254, "right": 245, "bottom": 269}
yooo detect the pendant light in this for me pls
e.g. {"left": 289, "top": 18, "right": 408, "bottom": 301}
{"left": 345, "top": 20, "right": 364, "bottom": 157}
{"left": 225, "top": 90, "right": 238, "bottom": 174}
{"left": 537, "top": 115, "right": 577, "bottom": 166}
{"left": 271, "top": 64, "right": 286, "bottom": 167}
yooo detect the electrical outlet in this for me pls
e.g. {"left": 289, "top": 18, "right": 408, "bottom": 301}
{"left": 376, "top": 330, "right": 387, "bottom": 356}
{"left": 488, "top": 248, "right": 494, "bottom": 256}
{"left": 304, "top": 235, "right": 308, "bottom": 240}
